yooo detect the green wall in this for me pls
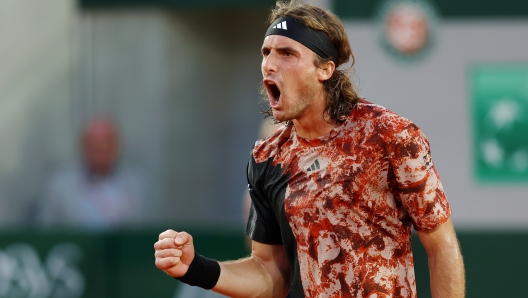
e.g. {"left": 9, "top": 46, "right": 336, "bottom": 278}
{"left": 0, "top": 225, "right": 247, "bottom": 298}
{"left": 79, "top": 0, "right": 275, "bottom": 9}
{"left": 413, "top": 231, "right": 528, "bottom": 297}
{"left": 0, "top": 227, "right": 526, "bottom": 297}
{"left": 334, "top": 0, "right": 528, "bottom": 19}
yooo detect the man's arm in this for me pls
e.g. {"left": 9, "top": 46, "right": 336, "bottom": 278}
{"left": 214, "top": 240, "right": 290, "bottom": 297}
{"left": 416, "top": 219, "right": 465, "bottom": 298}
{"left": 154, "top": 230, "right": 290, "bottom": 298}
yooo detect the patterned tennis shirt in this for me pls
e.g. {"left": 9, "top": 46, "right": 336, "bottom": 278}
{"left": 246, "top": 101, "right": 451, "bottom": 298}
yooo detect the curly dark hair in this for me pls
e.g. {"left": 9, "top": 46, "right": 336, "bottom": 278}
{"left": 261, "top": 0, "right": 360, "bottom": 125}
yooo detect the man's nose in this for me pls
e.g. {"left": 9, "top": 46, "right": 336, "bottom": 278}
{"left": 262, "top": 53, "right": 278, "bottom": 75}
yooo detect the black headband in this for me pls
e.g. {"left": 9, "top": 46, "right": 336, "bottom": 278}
{"left": 265, "top": 16, "right": 339, "bottom": 65}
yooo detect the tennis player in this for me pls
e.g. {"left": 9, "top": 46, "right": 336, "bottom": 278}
{"left": 155, "top": 1, "right": 465, "bottom": 297}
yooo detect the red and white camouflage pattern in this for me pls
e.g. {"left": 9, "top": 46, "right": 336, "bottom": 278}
{"left": 253, "top": 101, "right": 451, "bottom": 297}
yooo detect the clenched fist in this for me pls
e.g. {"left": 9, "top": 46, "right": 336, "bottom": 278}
{"left": 154, "top": 229, "right": 195, "bottom": 277}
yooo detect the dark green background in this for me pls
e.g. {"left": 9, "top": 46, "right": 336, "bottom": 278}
{"left": 79, "top": 0, "right": 276, "bottom": 10}
{"left": 1, "top": 227, "right": 527, "bottom": 297}
{"left": 79, "top": 0, "right": 528, "bottom": 18}
{"left": 334, "top": 0, "right": 528, "bottom": 19}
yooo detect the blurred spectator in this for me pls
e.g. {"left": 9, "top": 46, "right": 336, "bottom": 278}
{"left": 35, "top": 117, "right": 149, "bottom": 230}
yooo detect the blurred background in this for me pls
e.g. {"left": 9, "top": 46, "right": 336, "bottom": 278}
{"left": 0, "top": 0, "right": 527, "bottom": 297}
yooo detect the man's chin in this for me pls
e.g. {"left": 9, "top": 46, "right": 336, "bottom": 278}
{"left": 272, "top": 111, "right": 289, "bottom": 123}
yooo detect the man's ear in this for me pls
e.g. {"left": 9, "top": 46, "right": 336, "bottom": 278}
{"left": 317, "top": 61, "right": 336, "bottom": 82}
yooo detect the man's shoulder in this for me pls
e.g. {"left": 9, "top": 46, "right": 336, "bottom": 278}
{"left": 356, "top": 100, "right": 397, "bottom": 117}
{"left": 349, "top": 100, "right": 421, "bottom": 144}
{"left": 252, "top": 125, "right": 291, "bottom": 164}
{"left": 355, "top": 100, "right": 413, "bottom": 127}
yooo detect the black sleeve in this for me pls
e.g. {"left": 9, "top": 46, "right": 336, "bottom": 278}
{"left": 245, "top": 154, "right": 283, "bottom": 245}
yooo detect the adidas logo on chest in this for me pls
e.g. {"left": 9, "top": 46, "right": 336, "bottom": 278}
{"left": 306, "top": 159, "right": 320, "bottom": 172}
{"left": 300, "top": 156, "right": 327, "bottom": 174}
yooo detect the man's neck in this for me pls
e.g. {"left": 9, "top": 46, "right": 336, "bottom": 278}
{"left": 290, "top": 86, "right": 336, "bottom": 139}
{"left": 292, "top": 112, "right": 336, "bottom": 140}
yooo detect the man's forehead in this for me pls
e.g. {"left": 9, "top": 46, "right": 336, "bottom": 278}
{"left": 262, "top": 35, "right": 309, "bottom": 51}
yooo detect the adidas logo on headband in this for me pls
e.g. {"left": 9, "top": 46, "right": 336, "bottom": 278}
{"left": 272, "top": 21, "right": 288, "bottom": 30}
{"left": 265, "top": 16, "right": 339, "bottom": 64}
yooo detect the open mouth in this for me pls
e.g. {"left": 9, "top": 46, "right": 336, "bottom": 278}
{"left": 264, "top": 80, "right": 281, "bottom": 106}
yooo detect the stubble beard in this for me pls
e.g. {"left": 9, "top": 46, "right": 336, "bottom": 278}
{"left": 275, "top": 83, "right": 318, "bottom": 123}
{"left": 284, "top": 85, "right": 316, "bottom": 121}
{"left": 259, "top": 78, "right": 320, "bottom": 123}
